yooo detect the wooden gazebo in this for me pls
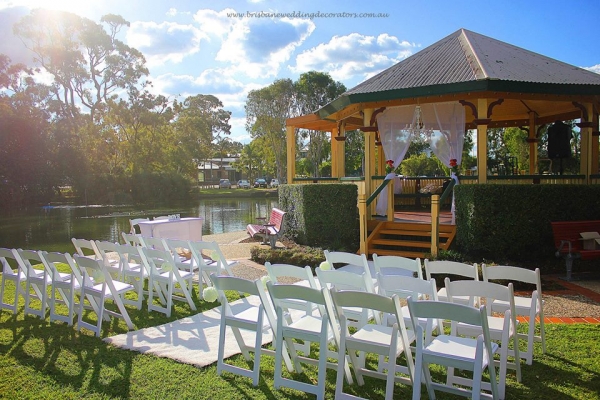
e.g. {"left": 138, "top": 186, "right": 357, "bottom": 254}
{"left": 285, "top": 28, "right": 600, "bottom": 256}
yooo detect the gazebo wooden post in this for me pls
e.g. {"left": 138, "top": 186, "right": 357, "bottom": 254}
{"left": 331, "top": 122, "right": 345, "bottom": 178}
{"left": 286, "top": 125, "right": 296, "bottom": 184}
{"left": 579, "top": 102, "right": 595, "bottom": 182}
{"left": 528, "top": 111, "right": 538, "bottom": 174}
{"left": 593, "top": 111, "right": 599, "bottom": 175}
{"left": 476, "top": 98, "right": 489, "bottom": 183}
{"left": 363, "top": 108, "right": 376, "bottom": 213}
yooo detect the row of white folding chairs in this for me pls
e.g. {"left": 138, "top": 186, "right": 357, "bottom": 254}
{"left": 325, "top": 250, "right": 545, "bottom": 366}
{"left": 120, "top": 233, "right": 239, "bottom": 295}
{"left": 74, "top": 237, "right": 200, "bottom": 316}
{"left": 0, "top": 247, "right": 136, "bottom": 337}
{"left": 209, "top": 264, "right": 517, "bottom": 400}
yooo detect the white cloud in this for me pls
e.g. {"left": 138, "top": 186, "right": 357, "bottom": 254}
{"left": 584, "top": 64, "right": 600, "bottom": 74}
{"left": 216, "top": 17, "right": 315, "bottom": 78}
{"left": 193, "top": 8, "right": 237, "bottom": 38}
{"left": 150, "top": 69, "right": 246, "bottom": 98}
{"left": 292, "top": 33, "right": 418, "bottom": 82}
{"left": 126, "top": 21, "right": 206, "bottom": 66}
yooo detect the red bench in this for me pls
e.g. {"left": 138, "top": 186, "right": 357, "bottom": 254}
{"left": 247, "top": 208, "right": 286, "bottom": 249}
{"left": 550, "top": 220, "right": 600, "bottom": 280}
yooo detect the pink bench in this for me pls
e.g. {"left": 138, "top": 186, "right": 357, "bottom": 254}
{"left": 247, "top": 208, "right": 286, "bottom": 248}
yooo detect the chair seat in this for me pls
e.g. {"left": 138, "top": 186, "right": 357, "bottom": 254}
{"left": 437, "top": 287, "right": 471, "bottom": 304}
{"left": 351, "top": 324, "right": 415, "bottom": 350}
{"left": 425, "top": 335, "right": 499, "bottom": 366}
{"left": 492, "top": 297, "right": 542, "bottom": 315}
{"left": 457, "top": 316, "right": 516, "bottom": 341}
{"left": 287, "top": 315, "right": 328, "bottom": 336}
{"left": 91, "top": 281, "right": 134, "bottom": 297}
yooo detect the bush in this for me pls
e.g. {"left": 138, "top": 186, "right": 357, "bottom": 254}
{"left": 250, "top": 243, "right": 325, "bottom": 269}
{"left": 278, "top": 183, "right": 359, "bottom": 250}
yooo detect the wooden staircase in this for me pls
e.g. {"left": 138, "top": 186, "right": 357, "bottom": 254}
{"left": 366, "top": 221, "right": 456, "bottom": 259}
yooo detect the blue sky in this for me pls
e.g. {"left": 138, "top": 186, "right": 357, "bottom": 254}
{"left": 1, "top": 0, "right": 599, "bottom": 143}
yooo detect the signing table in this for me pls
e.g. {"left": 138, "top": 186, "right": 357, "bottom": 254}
{"left": 137, "top": 217, "right": 203, "bottom": 241}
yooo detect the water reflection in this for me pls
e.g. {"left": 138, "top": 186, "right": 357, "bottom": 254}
{"left": 0, "top": 198, "right": 278, "bottom": 254}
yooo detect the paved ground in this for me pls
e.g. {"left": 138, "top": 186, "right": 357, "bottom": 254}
{"left": 205, "top": 231, "right": 600, "bottom": 321}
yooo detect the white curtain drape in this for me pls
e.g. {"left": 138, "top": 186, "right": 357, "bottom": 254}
{"left": 373, "top": 102, "right": 465, "bottom": 220}
{"left": 421, "top": 101, "right": 465, "bottom": 223}
{"left": 375, "top": 106, "right": 418, "bottom": 216}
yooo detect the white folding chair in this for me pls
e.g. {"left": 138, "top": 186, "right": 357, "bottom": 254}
{"left": 266, "top": 281, "right": 351, "bottom": 400}
{"left": 163, "top": 238, "right": 200, "bottom": 294}
{"left": 188, "top": 240, "right": 238, "bottom": 285}
{"left": 407, "top": 297, "right": 500, "bottom": 400}
{"left": 71, "top": 238, "right": 101, "bottom": 260}
{"left": 483, "top": 265, "right": 545, "bottom": 365}
{"left": 139, "top": 236, "right": 168, "bottom": 250}
{"left": 16, "top": 249, "right": 50, "bottom": 319}
{"left": 39, "top": 251, "right": 81, "bottom": 325}
{"left": 316, "top": 266, "right": 379, "bottom": 328}
{"left": 121, "top": 232, "right": 144, "bottom": 247}
{"left": 140, "top": 247, "right": 196, "bottom": 317}
{"left": 94, "top": 240, "right": 123, "bottom": 279}
{"left": 373, "top": 253, "right": 423, "bottom": 279}
{"left": 129, "top": 218, "right": 149, "bottom": 234}
{"left": 331, "top": 289, "right": 415, "bottom": 400}
{"left": 0, "top": 247, "right": 27, "bottom": 314}
{"left": 265, "top": 262, "right": 319, "bottom": 315}
{"left": 74, "top": 255, "right": 136, "bottom": 336}
{"left": 209, "top": 274, "right": 270, "bottom": 386}
{"left": 446, "top": 278, "right": 522, "bottom": 399}
{"left": 424, "top": 259, "right": 479, "bottom": 304}
{"left": 377, "top": 273, "right": 442, "bottom": 345}
{"left": 115, "top": 243, "right": 147, "bottom": 310}
{"left": 324, "top": 250, "right": 376, "bottom": 290}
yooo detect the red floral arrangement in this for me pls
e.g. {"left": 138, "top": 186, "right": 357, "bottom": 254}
{"left": 385, "top": 159, "right": 395, "bottom": 174}
{"left": 449, "top": 158, "right": 460, "bottom": 175}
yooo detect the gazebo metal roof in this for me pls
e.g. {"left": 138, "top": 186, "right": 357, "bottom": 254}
{"left": 288, "top": 28, "right": 600, "bottom": 131}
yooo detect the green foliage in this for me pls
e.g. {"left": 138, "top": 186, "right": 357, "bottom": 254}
{"left": 250, "top": 244, "right": 326, "bottom": 269}
{"left": 455, "top": 184, "right": 600, "bottom": 262}
{"left": 400, "top": 154, "right": 443, "bottom": 176}
{"left": 278, "top": 184, "right": 359, "bottom": 250}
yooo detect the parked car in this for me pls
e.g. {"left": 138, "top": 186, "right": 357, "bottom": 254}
{"left": 237, "top": 179, "right": 250, "bottom": 189}
{"left": 270, "top": 179, "right": 279, "bottom": 188}
{"left": 254, "top": 178, "right": 267, "bottom": 188}
{"left": 219, "top": 178, "right": 231, "bottom": 189}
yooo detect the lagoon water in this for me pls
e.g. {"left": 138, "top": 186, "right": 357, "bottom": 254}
{"left": 0, "top": 198, "right": 278, "bottom": 254}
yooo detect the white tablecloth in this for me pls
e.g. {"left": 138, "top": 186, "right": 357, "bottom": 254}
{"left": 137, "top": 218, "right": 203, "bottom": 241}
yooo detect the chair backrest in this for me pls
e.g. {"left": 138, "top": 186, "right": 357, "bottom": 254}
{"left": 129, "top": 218, "right": 149, "bottom": 234}
{"left": 377, "top": 273, "right": 438, "bottom": 301}
{"left": 16, "top": 248, "right": 45, "bottom": 276}
{"left": 407, "top": 297, "right": 490, "bottom": 336}
{"left": 122, "top": 232, "right": 144, "bottom": 247}
{"left": 139, "top": 236, "right": 168, "bottom": 250}
{"left": 316, "top": 266, "right": 371, "bottom": 293}
{"left": 163, "top": 238, "right": 192, "bottom": 263}
{"left": 373, "top": 253, "right": 423, "bottom": 279}
{"left": 482, "top": 265, "right": 541, "bottom": 295}
{"left": 211, "top": 274, "right": 260, "bottom": 299}
{"left": 73, "top": 254, "right": 109, "bottom": 287}
{"left": 94, "top": 241, "right": 122, "bottom": 273}
{"left": 71, "top": 238, "right": 101, "bottom": 259}
{"left": 323, "top": 250, "right": 374, "bottom": 289}
{"left": 445, "top": 278, "right": 516, "bottom": 324}
{"left": 0, "top": 247, "right": 21, "bottom": 275}
{"left": 140, "top": 247, "right": 176, "bottom": 274}
{"left": 39, "top": 251, "right": 81, "bottom": 285}
{"left": 424, "top": 260, "right": 479, "bottom": 281}
{"left": 265, "top": 262, "right": 318, "bottom": 288}
{"left": 188, "top": 240, "right": 232, "bottom": 275}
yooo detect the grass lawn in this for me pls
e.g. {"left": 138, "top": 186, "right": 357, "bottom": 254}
{"left": 1, "top": 281, "right": 599, "bottom": 399}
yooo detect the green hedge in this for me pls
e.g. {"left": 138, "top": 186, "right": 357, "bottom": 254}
{"left": 455, "top": 184, "right": 600, "bottom": 261}
{"left": 278, "top": 184, "right": 359, "bottom": 250}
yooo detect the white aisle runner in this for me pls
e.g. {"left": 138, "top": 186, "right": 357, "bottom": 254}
{"left": 104, "top": 295, "right": 272, "bottom": 368}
